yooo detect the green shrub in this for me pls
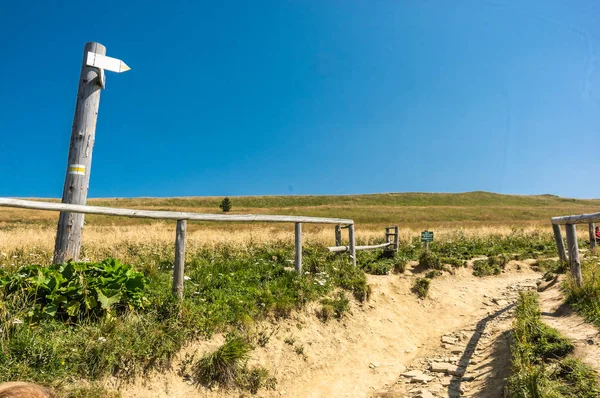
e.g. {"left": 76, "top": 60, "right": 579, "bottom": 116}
{"left": 238, "top": 366, "right": 276, "bottom": 394}
{"left": 317, "top": 292, "right": 350, "bottom": 322}
{"left": 425, "top": 270, "right": 442, "bottom": 279}
{"left": 219, "top": 197, "right": 232, "bottom": 212}
{"left": 534, "top": 259, "right": 567, "bottom": 274}
{"left": 192, "top": 334, "right": 275, "bottom": 394}
{"left": 0, "top": 259, "right": 148, "bottom": 321}
{"left": 472, "top": 258, "right": 502, "bottom": 277}
{"left": 362, "top": 260, "right": 393, "bottom": 275}
{"left": 193, "top": 335, "right": 252, "bottom": 388}
{"left": 392, "top": 257, "right": 408, "bottom": 273}
{"left": 412, "top": 278, "right": 430, "bottom": 299}
{"left": 441, "top": 257, "right": 466, "bottom": 268}
{"left": 418, "top": 251, "right": 442, "bottom": 270}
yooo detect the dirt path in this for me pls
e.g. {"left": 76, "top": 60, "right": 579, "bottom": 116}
{"left": 113, "top": 264, "right": 540, "bottom": 398}
{"left": 538, "top": 277, "right": 600, "bottom": 379}
{"left": 371, "top": 272, "right": 539, "bottom": 398}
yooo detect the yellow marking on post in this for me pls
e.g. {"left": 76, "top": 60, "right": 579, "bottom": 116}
{"left": 68, "top": 164, "right": 86, "bottom": 175}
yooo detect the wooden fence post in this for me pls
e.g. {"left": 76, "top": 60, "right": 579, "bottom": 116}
{"left": 295, "top": 222, "right": 302, "bottom": 274}
{"left": 565, "top": 224, "right": 583, "bottom": 287}
{"left": 393, "top": 226, "right": 399, "bottom": 253}
{"left": 552, "top": 224, "right": 567, "bottom": 261}
{"left": 172, "top": 220, "right": 187, "bottom": 298}
{"left": 348, "top": 224, "right": 356, "bottom": 266}
{"left": 589, "top": 223, "right": 596, "bottom": 250}
{"left": 335, "top": 224, "right": 342, "bottom": 247}
{"left": 53, "top": 42, "right": 106, "bottom": 264}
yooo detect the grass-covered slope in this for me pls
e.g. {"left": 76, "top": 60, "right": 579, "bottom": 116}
{"left": 3, "top": 191, "right": 599, "bottom": 228}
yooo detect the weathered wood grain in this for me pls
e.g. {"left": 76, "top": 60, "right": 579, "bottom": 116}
{"left": 589, "top": 223, "right": 596, "bottom": 250}
{"left": 552, "top": 212, "right": 600, "bottom": 225}
{"left": 327, "top": 242, "right": 392, "bottom": 253}
{"left": 348, "top": 224, "right": 356, "bottom": 266}
{"left": 172, "top": 220, "right": 187, "bottom": 298}
{"left": 54, "top": 42, "right": 106, "bottom": 264}
{"left": 335, "top": 224, "right": 342, "bottom": 246}
{"left": 565, "top": 224, "right": 583, "bottom": 287}
{"left": 295, "top": 222, "right": 302, "bottom": 274}
{"left": 552, "top": 224, "right": 567, "bottom": 261}
{"left": 0, "top": 198, "right": 353, "bottom": 225}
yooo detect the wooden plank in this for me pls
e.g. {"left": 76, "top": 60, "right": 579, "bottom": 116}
{"left": 565, "top": 224, "right": 583, "bottom": 287}
{"left": 552, "top": 224, "right": 567, "bottom": 261}
{"left": 335, "top": 224, "right": 342, "bottom": 246}
{"left": 295, "top": 223, "right": 302, "bottom": 274}
{"left": 589, "top": 223, "right": 596, "bottom": 250}
{"left": 0, "top": 198, "right": 354, "bottom": 225}
{"left": 349, "top": 224, "right": 356, "bottom": 266}
{"left": 552, "top": 212, "right": 600, "bottom": 225}
{"left": 328, "top": 242, "right": 392, "bottom": 252}
{"left": 172, "top": 220, "right": 187, "bottom": 298}
{"left": 53, "top": 42, "right": 106, "bottom": 264}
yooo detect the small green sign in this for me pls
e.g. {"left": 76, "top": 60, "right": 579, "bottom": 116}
{"left": 421, "top": 230, "right": 434, "bottom": 242}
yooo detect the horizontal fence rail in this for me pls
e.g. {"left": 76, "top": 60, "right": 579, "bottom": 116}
{"left": 0, "top": 197, "right": 357, "bottom": 298}
{"left": 0, "top": 198, "right": 353, "bottom": 225}
{"left": 328, "top": 242, "right": 392, "bottom": 253}
{"left": 551, "top": 211, "right": 600, "bottom": 225}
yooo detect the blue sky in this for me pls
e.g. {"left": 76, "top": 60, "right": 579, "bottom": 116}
{"left": 1, "top": 0, "right": 599, "bottom": 198}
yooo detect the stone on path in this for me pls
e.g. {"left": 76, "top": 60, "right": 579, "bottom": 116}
{"left": 411, "top": 374, "right": 434, "bottom": 383}
{"left": 414, "top": 389, "right": 434, "bottom": 398}
{"left": 401, "top": 370, "right": 423, "bottom": 378}
{"left": 442, "top": 336, "right": 458, "bottom": 345}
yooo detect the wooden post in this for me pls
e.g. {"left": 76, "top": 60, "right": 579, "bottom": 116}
{"left": 393, "top": 226, "right": 399, "bottom": 253}
{"left": 295, "top": 222, "right": 302, "bottom": 274}
{"left": 552, "top": 224, "right": 567, "bottom": 261}
{"left": 172, "top": 220, "right": 187, "bottom": 298}
{"left": 589, "top": 223, "right": 596, "bottom": 250}
{"left": 335, "top": 224, "right": 342, "bottom": 246}
{"left": 348, "top": 224, "right": 356, "bottom": 266}
{"left": 53, "top": 42, "right": 106, "bottom": 264}
{"left": 565, "top": 224, "right": 583, "bottom": 287}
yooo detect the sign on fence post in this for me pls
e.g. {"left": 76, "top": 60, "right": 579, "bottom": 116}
{"left": 421, "top": 230, "right": 434, "bottom": 251}
{"left": 53, "top": 42, "right": 129, "bottom": 264}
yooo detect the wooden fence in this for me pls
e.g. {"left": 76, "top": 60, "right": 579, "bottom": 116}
{"left": 551, "top": 211, "right": 600, "bottom": 286}
{"left": 0, "top": 198, "right": 358, "bottom": 298}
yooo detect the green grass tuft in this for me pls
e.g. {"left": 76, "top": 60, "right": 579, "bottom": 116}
{"left": 505, "top": 292, "right": 599, "bottom": 397}
{"left": 418, "top": 251, "right": 442, "bottom": 270}
{"left": 565, "top": 257, "right": 600, "bottom": 326}
{"left": 412, "top": 278, "right": 430, "bottom": 299}
{"left": 317, "top": 291, "right": 350, "bottom": 322}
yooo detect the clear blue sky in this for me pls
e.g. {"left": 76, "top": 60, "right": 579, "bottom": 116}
{"left": 1, "top": 1, "right": 599, "bottom": 198}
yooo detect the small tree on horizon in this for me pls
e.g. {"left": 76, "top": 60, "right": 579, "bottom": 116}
{"left": 219, "top": 197, "right": 232, "bottom": 212}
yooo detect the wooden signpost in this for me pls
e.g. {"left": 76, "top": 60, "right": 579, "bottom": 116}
{"left": 53, "top": 42, "right": 130, "bottom": 264}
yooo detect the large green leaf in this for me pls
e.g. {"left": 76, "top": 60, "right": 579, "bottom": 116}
{"left": 96, "top": 288, "right": 122, "bottom": 311}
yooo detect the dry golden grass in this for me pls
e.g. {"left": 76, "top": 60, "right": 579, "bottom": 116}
{"left": 2, "top": 191, "right": 588, "bottom": 264}
{"left": 0, "top": 223, "right": 551, "bottom": 266}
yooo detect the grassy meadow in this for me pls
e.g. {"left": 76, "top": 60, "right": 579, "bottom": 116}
{"left": 0, "top": 191, "right": 598, "bottom": 395}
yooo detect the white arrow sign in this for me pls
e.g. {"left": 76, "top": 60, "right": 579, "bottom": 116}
{"left": 86, "top": 52, "right": 130, "bottom": 73}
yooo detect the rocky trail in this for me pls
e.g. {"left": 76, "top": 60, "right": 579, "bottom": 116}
{"left": 115, "top": 261, "right": 599, "bottom": 397}
{"left": 371, "top": 277, "right": 539, "bottom": 398}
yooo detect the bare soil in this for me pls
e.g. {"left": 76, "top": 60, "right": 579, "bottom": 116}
{"left": 110, "top": 262, "right": 544, "bottom": 397}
